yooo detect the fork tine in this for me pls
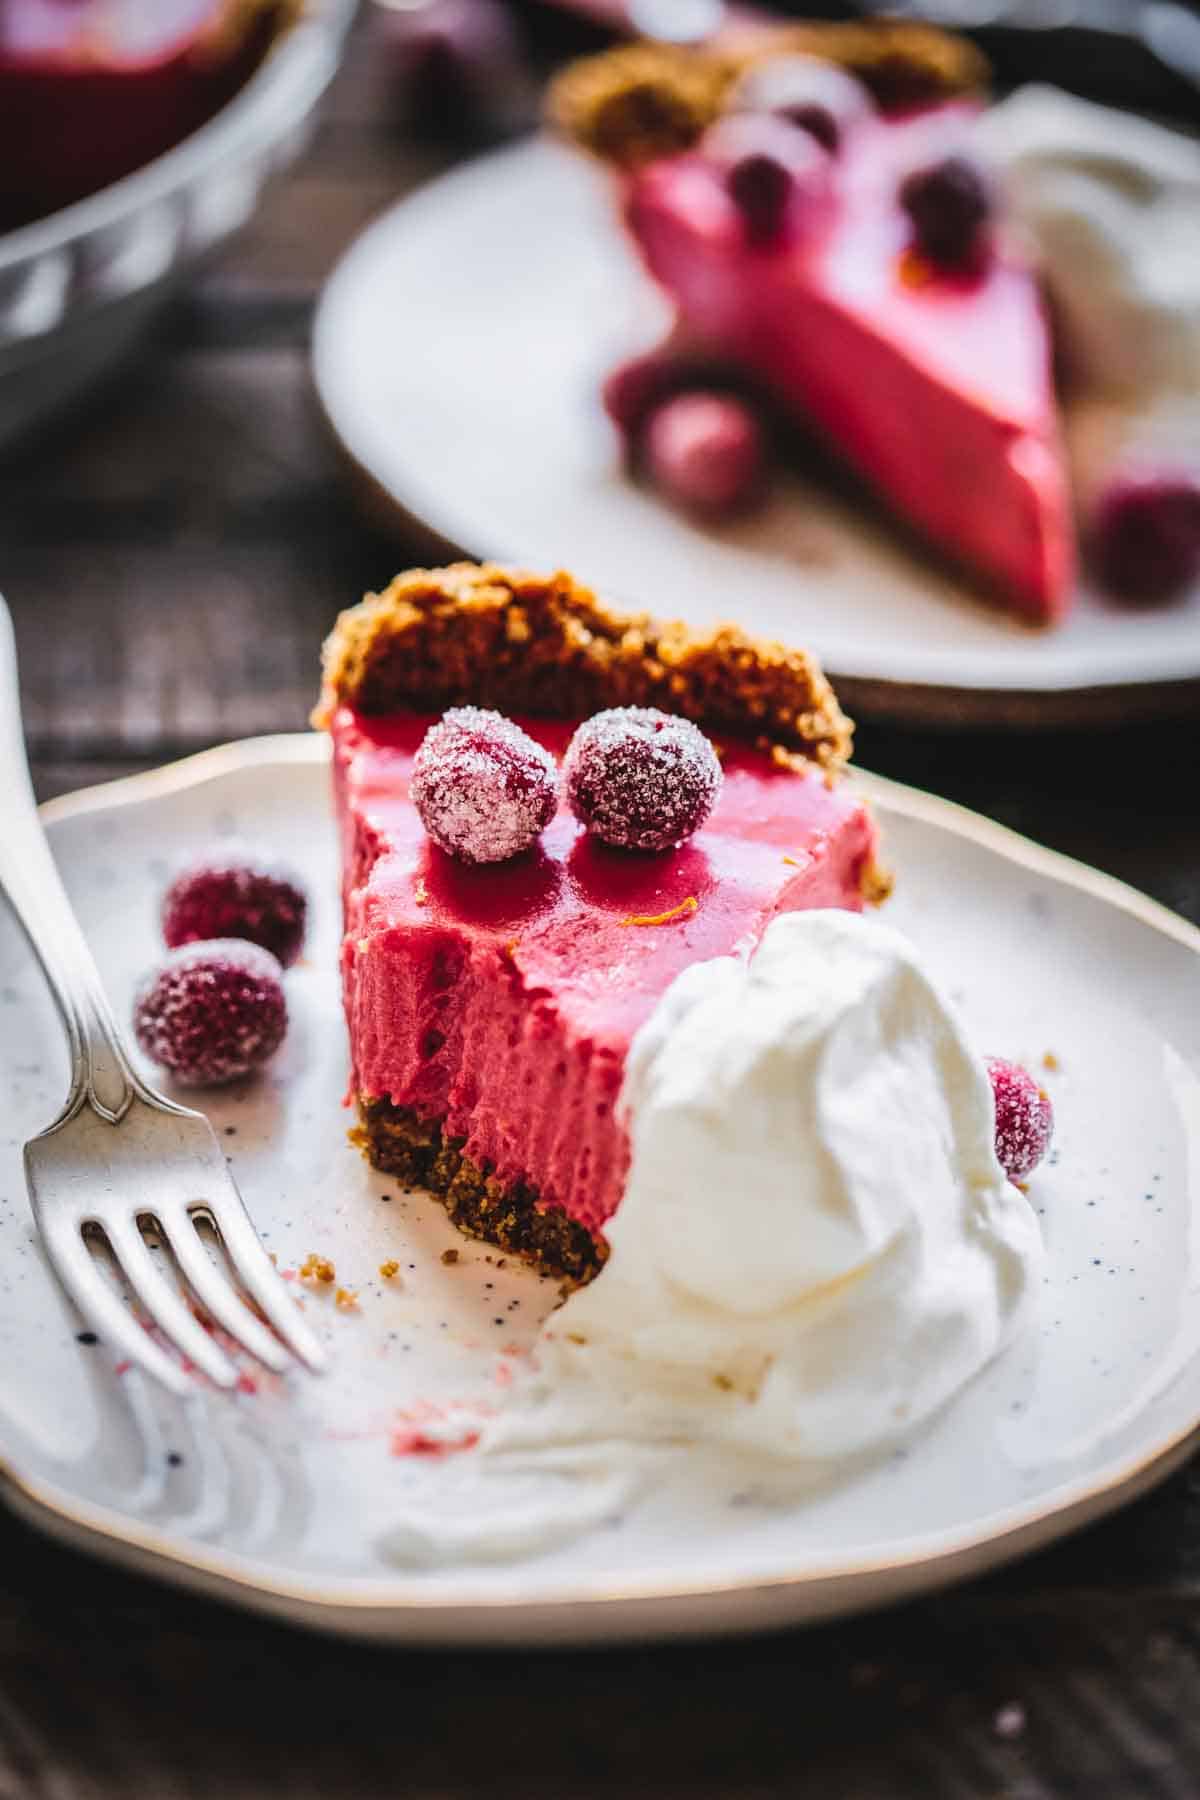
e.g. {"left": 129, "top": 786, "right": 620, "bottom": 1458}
{"left": 39, "top": 1212, "right": 194, "bottom": 1398}
{"left": 102, "top": 1216, "right": 241, "bottom": 1390}
{"left": 201, "top": 1193, "right": 328, "bottom": 1373}
{"left": 156, "top": 1208, "right": 292, "bottom": 1375}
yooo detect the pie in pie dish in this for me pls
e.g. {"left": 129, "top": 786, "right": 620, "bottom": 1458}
{"left": 317, "top": 563, "right": 888, "bottom": 1282}
{"left": 0, "top": 1, "right": 295, "bottom": 233}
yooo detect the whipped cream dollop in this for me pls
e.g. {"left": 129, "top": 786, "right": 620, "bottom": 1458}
{"left": 496, "top": 910, "right": 1040, "bottom": 1467}
{"left": 978, "top": 85, "right": 1200, "bottom": 400}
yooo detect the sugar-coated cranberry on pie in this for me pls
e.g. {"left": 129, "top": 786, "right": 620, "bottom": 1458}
{"left": 317, "top": 563, "right": 889, "bottom": 1283}
{"left": 550, "top": 25, "right": 1076, "bottom": 623}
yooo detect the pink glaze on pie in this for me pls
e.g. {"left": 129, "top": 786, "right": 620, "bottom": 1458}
{"left": 333, "top": 707, "right": 878, "bottom": 1236}
{"left": 624, "top": 102, "right": 1075, "bottom": 621}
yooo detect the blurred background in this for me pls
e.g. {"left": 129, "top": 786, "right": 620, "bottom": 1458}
{"left": 1, "top": 0, "right": 1197, "bottom": 926}
{"left": 2, "top": 8, "right": 1200, "bottom": 1795}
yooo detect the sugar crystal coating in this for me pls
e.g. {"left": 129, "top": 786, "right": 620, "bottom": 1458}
{"left": 411, "top": 706, "right": 559, "bottom": 865}
{"left": 985, "top": 1056, "right": 1054, "bottom": 1183}
{"left": 161, "top": 853, "right": 308, "bottom": 967}
{"left": 133, "top": 940, "right": 287, "bottom": 1086}
{"left": 564, "top": 706, "right": 722, "bottom": 851}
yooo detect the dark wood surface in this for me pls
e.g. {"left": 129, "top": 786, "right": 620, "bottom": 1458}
{"left": 3, "top": 17, "right": 1200, "bottom": 1797}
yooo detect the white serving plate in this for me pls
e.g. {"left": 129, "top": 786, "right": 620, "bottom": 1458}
{"left": 312, "top": 139, "right": 1200, "bottom": 726}
{"left": 0, "top": 732, "right": 1197, "bottom": 1645}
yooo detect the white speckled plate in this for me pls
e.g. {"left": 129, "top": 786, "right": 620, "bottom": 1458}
{"left": 312, "top": 140, "right": 1200, "bottom": 727}
{"left": 0, "top": 732, "right": 1198, "bottom": 1645}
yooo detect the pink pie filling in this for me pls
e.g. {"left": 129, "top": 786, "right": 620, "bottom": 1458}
{"left": 624, "top": 103, "right": 1074, "bottom": 621}
{"left": 334, "top": 708, "right": 878, "bottom": 1237}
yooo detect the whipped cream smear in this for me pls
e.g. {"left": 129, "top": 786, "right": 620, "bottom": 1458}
{"left": 978, "top": 86, "right": 1200, "bottom": 499}
{"left": 381, "top": 912, "right": 1041, "bottom": 1568}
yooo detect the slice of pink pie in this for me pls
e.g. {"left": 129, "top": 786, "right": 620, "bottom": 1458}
{"left": 318, "top": 564, "right": 888, "bottom": 1282}
{"left": 555, "top": 35, "right": 1075, "bottom": 621}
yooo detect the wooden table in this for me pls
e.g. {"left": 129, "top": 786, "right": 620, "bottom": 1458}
{"left": 3, "top": 20, "right": 1200, "bottom": 1797}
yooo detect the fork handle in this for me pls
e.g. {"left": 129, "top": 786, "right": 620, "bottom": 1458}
{"left": 0, "top": 598, "right": 140, "bottom": 1126}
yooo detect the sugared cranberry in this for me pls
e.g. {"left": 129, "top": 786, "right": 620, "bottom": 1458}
{"left": 702, "top": 113, "right": 832, "bottom": 247}
{"left": 161, "top": 854, "right": 307, "bottom": 968}
{"left": 133, "top": 941, "right": 287, "bottom": 1087}
{"left": 642, "top": 391, "right": 766, "bottom": 516}
{"left": 412, "top": 707, "right": 558, "bottom": 865}
{"left": 899, "top": 154, "right": 992, "bottom": 269}
{"left": 730, "top": 54, "right": 873, "bottom": 155}
{"left": 564, "top": 707, "right": 722, "bottom": 852}
{"left": 985, "top": 1057, "right": 1054, "bottom": 1184}
{"left": 1091, "top": 468, "right": 1200, "bottom": 603}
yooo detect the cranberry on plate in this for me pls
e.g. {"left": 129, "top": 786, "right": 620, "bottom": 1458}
{"left": 985, "top": 1056, "right": 1054, "bottom": 1183}
{"left": 133, "top": 940, "right": 288, "bottom": 1087}
{"left": 162, "top": 854, "right": 308, "bottom": 968}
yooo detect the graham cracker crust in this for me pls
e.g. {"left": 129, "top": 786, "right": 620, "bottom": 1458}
{"left": 316, "top": 562, "right": 853, "bottom": 773}
{"left": 548, "top": 22, "right": 989, "bottom": 169}
{"left": 353, "top": 1096, "right": 607, "bottom": 1286}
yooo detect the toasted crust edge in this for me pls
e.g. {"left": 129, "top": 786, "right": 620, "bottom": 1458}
{"left": 315, "top": 562, "right": 855, "bottom": 773}
{"left": 352, "top": 1098, "right": 607, "bottom": 1287}
{"left": 549, "top": 22, "right": 990, "bottom": 169}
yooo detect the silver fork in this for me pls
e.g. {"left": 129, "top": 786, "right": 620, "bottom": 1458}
{"left": 0, "top": 598, "right": 326, "bottom": 1397}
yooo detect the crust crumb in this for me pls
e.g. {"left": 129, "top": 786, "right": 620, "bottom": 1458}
{"left": 299, "top": 1253, "right": 336, "bottom": 1285}
{"left": 861, "top": 859, "right": 895, "bottom": 907}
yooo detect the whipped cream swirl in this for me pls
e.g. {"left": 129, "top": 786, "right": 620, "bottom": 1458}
{"left": 503, "top": 910, "right": 1041, "bottom": 1466}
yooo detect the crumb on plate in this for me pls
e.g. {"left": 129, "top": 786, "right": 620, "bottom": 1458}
{"left": 299, "top": 1253, "right": 336, "bottom": 1285}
